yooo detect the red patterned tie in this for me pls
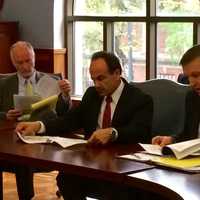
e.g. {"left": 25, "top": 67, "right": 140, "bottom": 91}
{"left": 102, "top": 96, "right": 112, "bottom": 128}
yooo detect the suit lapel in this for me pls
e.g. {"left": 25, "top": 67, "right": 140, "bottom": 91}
{"left": 92, "top": 95, "right": 103, "bottom": 128}
{"left": 4, "top": 74, "right": 18, "bottom": 108}
{"left": 9, "top": 74, "right": 18, "bottom": 95}
{"left": 35, "top": 71, "right": 44, "bottom": 83}
{"left": 194, "top": 94, "right": 200, "bottom": 136}
{"left": 112, "top": 83, "right": 129, "bottom": 125}
{"left": 189, "top": 92, "right": 200, "bottom": 138}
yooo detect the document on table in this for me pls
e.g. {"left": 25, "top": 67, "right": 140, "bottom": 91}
{"left": 16, "top": 132, "right": 87, "bottom": 148}
{"left": 139, "top": 139, "right": 200, "bottom": 160}
{"left": 119, "top": 152, "right": 200, "bottom": 173}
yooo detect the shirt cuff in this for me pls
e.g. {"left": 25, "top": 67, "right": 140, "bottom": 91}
{"left": 37, "top": 121, "right": 46, "bottom": 134}
{"left": 61, "top": 93, "right": 70, "bottom": 102}
{"left": 111, "top": 128, "right": 118, "bottom": 141}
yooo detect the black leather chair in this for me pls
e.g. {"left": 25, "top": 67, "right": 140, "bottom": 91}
{"left": 131, "top": 79, "right": 191, "bottom": 137}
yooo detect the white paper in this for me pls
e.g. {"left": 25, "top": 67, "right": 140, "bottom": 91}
{"left": 140, "top": 138, "right": 200, "bottom": 160}
{"left": 17, "top": 132, "right": 51, "bottom": 144}
{"left": 120, "top": 153, "right": 153, "bottom": 162}
{"left": 36, "top": 75, "right": 60, "bottom": 98}
{"left": 139, "top": 143, "right": 163, "bottom": 156}
{"left": 16, "top": 132, "right": 87, "bottom": 148}
{"left": 13, "top": 95, "right": 41, "bottom": 112}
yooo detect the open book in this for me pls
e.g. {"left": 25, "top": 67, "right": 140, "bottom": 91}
{"left": 119, "top": 153, "right": 200, "bottom": 173}
{"left": 139, "top": 138, "right": 200, "bottom": 160}
{"left": 118, "top": 139, "right": 200, "bottom": 172}
{"left": 16, "top": 132, "right": 87, "bottom": 148}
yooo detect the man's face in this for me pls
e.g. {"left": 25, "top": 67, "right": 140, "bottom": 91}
{"left": 11, "top": 46, "right": 35, "bottom": 79}
{"left": 183, "top": 57, "right": 200, "bottom": 95}
{"left": 89, "top": 58, "right": 121, "bottom": 96}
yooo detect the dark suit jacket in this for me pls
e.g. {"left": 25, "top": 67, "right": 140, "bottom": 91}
{"left": 0, "top": 71, "right": 71, "bottom": 120}
{"left": 43, "top": 79, "right": 153, "bottom": 144}
{"left": 177, "top": 90, "right": 200, "bottom": 141}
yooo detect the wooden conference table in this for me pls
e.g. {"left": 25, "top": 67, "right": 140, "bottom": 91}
{"left": 0, "top": 121, "right": 200, "bottom": 200}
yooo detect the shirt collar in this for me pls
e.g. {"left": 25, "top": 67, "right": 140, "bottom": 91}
{"left": 17, "top": 71, "right": 36, "bottom": 85}
{"left": 109, "top": 79, "right": 124, "bottom": 104}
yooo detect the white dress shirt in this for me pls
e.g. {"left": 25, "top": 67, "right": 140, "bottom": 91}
{"left": 17, "top": 71, "right": 37, "bottom": 95}
{"left": 97, "top": 79, "right": 124, "bottom": 129}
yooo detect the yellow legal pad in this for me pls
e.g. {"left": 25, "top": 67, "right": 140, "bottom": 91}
{"left": 31, "top": 95, "right": 58, "bottom": 111}
{"left": 153, "top": 156, "right": 200, "bottom": 168}
{"left": 119, "top": 153, "right": 200, "bottom": 172}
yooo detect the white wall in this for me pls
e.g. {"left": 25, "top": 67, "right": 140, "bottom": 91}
{"left": 54, "top": 0, "right": 65, "bottom": 48}
{"left": 0, "top": 0, "right": 54, "bottom": 48}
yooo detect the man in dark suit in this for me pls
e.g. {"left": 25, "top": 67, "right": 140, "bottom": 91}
{"left": 0, "top": 41, "right": 71, "bottom": 200}
{"left": 16, "top": 51, "right": 153, "bottom": 199}
{"left": 152, "top": 44, "right": 200, "bottom": 146}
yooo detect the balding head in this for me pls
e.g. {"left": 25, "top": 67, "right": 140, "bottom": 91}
{"left": 10, "top": 41, "right": 35, "bottom": 79}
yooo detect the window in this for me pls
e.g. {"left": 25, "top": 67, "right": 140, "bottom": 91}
{"left": 114, "top": 22, "right": 146, "bottom": 82}
{"left": 74, "top": 0, "right": 146, "bottom": 16}
{"left": 157, "top": 23, "right": 193, "bottom": 81}
{"left": 66, "top": 0, "right": 200, "bottom": 96}
{"left": 74, "top": 21, "right": 103, "bottom": 95}
{"left": 157, "top": 0, "right": 200, "bottom": 16}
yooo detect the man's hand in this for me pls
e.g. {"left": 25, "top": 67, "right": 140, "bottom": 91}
{"left": 152, "top": 136, "right": 174, "bottom": 147}
{"left": 6, "top": 109, "right": 22, "bottom": 121}
{"left": 15, "top": 121, "right": 41, "bottom": 136}
{"left": 88, "top": 128, "right": 113, "bottom": 146}
{"left": 58, "top": 79, "right": 71, "bottom": 97}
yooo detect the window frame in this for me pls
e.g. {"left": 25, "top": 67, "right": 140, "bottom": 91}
{"left": 65, "top": 0, "right": 200, "bottom": 95}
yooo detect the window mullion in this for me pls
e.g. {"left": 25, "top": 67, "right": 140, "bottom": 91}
{"left": 103, "top": 21, "right": 114, "bottom": 52}
{"left": 146, "top": 0, "right": 156, "bottom": 80}
{"left": 194, "top": 23, "right": 200, "bottom": 45}
{"left": 67, "top": 22, "right": 75, "bottom": 93}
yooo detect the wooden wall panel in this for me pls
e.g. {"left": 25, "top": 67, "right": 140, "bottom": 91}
{"left": 0, "top": 22, "right": 19, "bottom": 73}
{"left": 34, "top": 48, "right": 67, "bottom": 77}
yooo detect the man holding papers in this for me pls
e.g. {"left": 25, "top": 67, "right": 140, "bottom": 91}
{"left": 0, "top": 41, "right": 72, "bottom": 200}
{"left": 152, "top": 45, "right": 200, "bottom": 146}
{"left": 0, "top": 41, "right": 72, "bottom": 121}
{"left": 16, "top": 51, "right": 153, "bottom": 200}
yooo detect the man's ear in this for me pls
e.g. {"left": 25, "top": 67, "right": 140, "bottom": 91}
{"left": 114, "top": 68, "right": 121, "bottom": 76}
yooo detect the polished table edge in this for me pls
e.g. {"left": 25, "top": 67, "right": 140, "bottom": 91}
{"left": 126, "top": 168, "right": 200, "bottom": 200}
{"left": 0, "top": 121, "right": 199, "bottom": 200}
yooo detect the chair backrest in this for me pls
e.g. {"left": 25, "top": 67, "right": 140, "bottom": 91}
{"left": 177, "top": 73, "right": 189, "bottom": 84}
{"left": 131, "top": 79, "right": 191, "bottom": 136}
{"left": 0, "top": 73, "right": 16, "bottom": 79}
{"left": 0, "top": 72, "right": 62, "bottom": 80}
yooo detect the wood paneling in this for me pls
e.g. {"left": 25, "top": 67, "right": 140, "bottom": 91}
{"left": 3, "top": 171, "right": 62, "bottom": 200}
{"left": 35, "top": 48, "right": 67, "bottom": 77}
{"left": 0, "top": 22, "right": 19, "bottom": 73}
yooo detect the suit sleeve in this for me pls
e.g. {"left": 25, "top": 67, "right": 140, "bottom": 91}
{"left": 175, "top": 91, "right": 193, "bottom": 142}
{"left": 42, "top": 91, "right": 88, "bottom": 136}
{"left": 56, "top": 94, "right": 72, "bottom": 116}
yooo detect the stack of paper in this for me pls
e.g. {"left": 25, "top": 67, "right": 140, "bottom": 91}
{"left": 119, "top": 153, "right": 200, "bottom": 172}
